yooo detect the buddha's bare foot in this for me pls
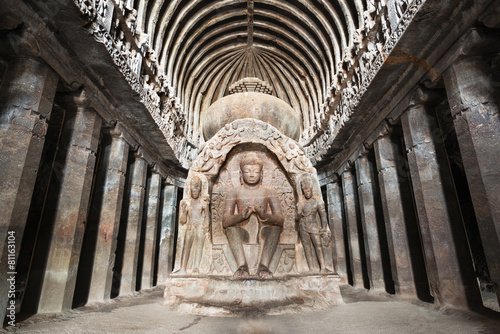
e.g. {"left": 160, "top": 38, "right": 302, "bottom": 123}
{"left": 320, "top": 267, "right": 332, "bottom": 274}
{"left": 233, "top": 265, "right": 249, "bottom": 279}
{"left": 257, "top": 265, "right": 273, "bottom": 279}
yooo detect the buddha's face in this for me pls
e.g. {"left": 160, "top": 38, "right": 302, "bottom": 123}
{"left": 191, "top": 181, "right": 201, "bottom": 199}
{"left": 301, "top": 181, "right": 313, "bottom": 199}
{"left": 241, "top": 164, "right": 262, "bottom": 185}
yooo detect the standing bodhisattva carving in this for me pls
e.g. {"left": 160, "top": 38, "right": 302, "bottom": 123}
{"left": 175, "top": 174, "right": 210, "bottom": 274}
{"left": 297, "top": 174, "right": 332, "bottom": 273}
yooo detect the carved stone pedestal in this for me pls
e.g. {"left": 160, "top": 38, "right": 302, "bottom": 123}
{"left": 163, "top": 275, "right": 343, "bottom": 315}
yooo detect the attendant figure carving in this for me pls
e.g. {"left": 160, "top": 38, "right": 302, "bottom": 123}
{"left": 177, "top": 175, "right": 210, "bottom": 274}
{"left": 222, "top": 153, "right": 284, "bottom": 279}
{"left": 297, "top": 174, "right": 331, "bottom": 273}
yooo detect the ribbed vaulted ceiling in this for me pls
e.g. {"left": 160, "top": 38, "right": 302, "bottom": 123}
{"left": 133, "top": 0, "right": 364, "bottom": 142}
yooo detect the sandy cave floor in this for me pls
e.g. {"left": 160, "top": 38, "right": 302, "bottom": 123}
{"left": 5, "top": 286, "right": 500, "bottom": 334}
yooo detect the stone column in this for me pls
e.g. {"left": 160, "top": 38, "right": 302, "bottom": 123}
{"left": 119, "top": 150, "right": 148, "bottom": 296}
{"left": 37, "top": 92, "right": 102, "bottom": 313}
{"left": 355, "top": 148, "right": 385, "bottom": 290}
{"left": 326, "top": 179, "right": 347, "bottom": 283}
{"left": 157, "top": 184, "right": 178, "bottom": 284}
{"left": 0, "top": 56, "right": 58, "bottom": 321}
{"left": 87, "top": 124, "right": 130, "bottom": 303}
{"left": 373, "top": 131, "right": 417, "bottom": 297}
{"left": 444, "top": 57, "right": 500, "bottom": 304}
{"left": 141, "top": 170, "right": 162, "bottom": 289}
{"left": 340, "top": 164, "right": 364, "bottom": 288}
{"left": 401, "top": 90, "right": 482, "bottom": 308}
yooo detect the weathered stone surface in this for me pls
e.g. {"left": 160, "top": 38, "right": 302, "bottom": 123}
{"left": 340, "top": 165, "right": 364, "bottom": 288}
{"left": 88, "top": 127, "right": 129, "bottom": 303}
{"left": 326, "top": 180, "right": 348, "bottom": 283}
{"left": 157, "top": 184, "right": 178, "bottom": 284}
{"left": 176, "top": 173, "right": 211, "bottom": 275}
{"left": 355, "top": 150, "right": 385, "bottom": 290}
{"left": 373, "top": 133, "right": 417, "bottom": 297}
{"left": 119, "top": 151, "right": 148, "bottom": 296}
{"left": 297, "top": 174, "right": 332, "bottom": 273}
{"left": 0, "top": 56, "right": 58, "bottom": 321}
{"left": 141, "top": 172, "right": 162, "bottom": 289}
{"left": 37, "top": 97, "right": 102, "bottom": 313}
{"left": 401, "top": 101, "right": 482, "bottom": 309}
{"left": 444, "top": 56, "right": 500, "bottom": 305}
{"left": 164, "top": 275, "right": 343, "bottom": 315}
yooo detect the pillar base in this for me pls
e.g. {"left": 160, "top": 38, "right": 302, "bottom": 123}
{"left": 163, "top": 274, "right": 343, "bottom": 315}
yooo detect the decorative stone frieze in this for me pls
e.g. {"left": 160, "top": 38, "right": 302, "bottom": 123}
{"left": 73, "top": 0, "right": 191, "bottom": 166}
{"left": 305, "top": 0, "right": 426, "bottom": 162}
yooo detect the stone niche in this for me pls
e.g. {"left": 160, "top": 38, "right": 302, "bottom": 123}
{"left": 164, "top": 119, "right": 342, "bottom": 314}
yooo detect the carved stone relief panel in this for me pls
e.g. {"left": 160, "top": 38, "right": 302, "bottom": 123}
{"left": 172, "top": 119, "right": 335, "bottom": 278}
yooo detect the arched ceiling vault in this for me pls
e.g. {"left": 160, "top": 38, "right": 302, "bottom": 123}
{"left": 133, "top": 0, "right": 365, "bottom": 143}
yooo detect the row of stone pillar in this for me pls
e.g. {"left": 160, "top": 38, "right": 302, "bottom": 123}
{"left": 326, "top": 56, "right": 499, "bottom": 310}
{"left": 0, "top": 56, "right": 180, "bottom": 322}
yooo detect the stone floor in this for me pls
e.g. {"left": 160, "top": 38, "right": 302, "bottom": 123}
{"left": 6, "top": 286, "right": 500, "bottom": 334}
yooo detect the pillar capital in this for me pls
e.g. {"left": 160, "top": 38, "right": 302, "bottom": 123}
{"left": 73, "top": 90, "right": 92, "bottom": 111}
{"left": 108, "top": 122, "right": 138, "bottom": 149}
{"left": 134, "top": 147, "right": 146, "bottom": 160}
{"left": 349, "top": 145, "right": 370, "bottom": 163}
{"left": 364, "top": 120, "right": 394, "bottom": 149}
{"left": 162, "top": 175, "right": 177, "bottom": 187}
{"left": 338, "top": 161, "right": 354, "bottom": 175}
{"left": 134, "top": 146, "right": 155, "bottom": 166}
{"left": 423, "top": 27, "right": 500, "bottom": 87}
{"left": 408, "top": 87, "right": 431, "bottom": 108}
{"left": 108, "top": 121, "right": 122, "bottom": 138}
{"left": 151, "top": 163, "right": 161, "bottom": 175}
{"left": 0, "top": 27, "right": 41, "bottom": 60}
{"left": 328, "top": 173, "right": 341, "bottom": 184}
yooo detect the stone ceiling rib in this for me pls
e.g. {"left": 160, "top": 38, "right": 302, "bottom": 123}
{"left": 189, "top": 50, "right": 244, "bottom": 115}
{"left": 136, "top": 0, "right": 149, "bottom": 33}
{"left": 136, "top": 0, "right": 362, "bottom": 143}
{"left": 184, "top": 48, "right": 245, "bottom": 134}
{"left": 173, "top": 13, "right": 248, "bottom": 90}
{"left": 163, "top": 0, "right": 247, "bottom": 84}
